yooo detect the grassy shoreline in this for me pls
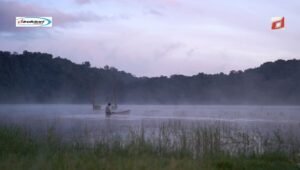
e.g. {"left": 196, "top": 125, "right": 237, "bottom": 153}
{"left": 0, "top": 125, "right": 299, "bottom": 170}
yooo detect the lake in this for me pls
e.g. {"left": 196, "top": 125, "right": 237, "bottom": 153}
{"left": 0, "top": 105, "right": 300, "bottom": 145}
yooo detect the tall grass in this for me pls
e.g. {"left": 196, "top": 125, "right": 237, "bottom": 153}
{"left": 0, "top": 121, "right": 299, "bottom": 170}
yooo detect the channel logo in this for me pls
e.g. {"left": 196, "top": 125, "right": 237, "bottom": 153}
{"left": 271, "top": 17, "right": 285, "bottom": 30}
{"left": 16, "top": 17, "right": 52, "bottom": 27}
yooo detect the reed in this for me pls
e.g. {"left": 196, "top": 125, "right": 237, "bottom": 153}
{"left": 0, "top": 121, "right": 299, "bottom": 170}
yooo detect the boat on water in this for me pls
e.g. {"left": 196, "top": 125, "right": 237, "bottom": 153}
{"left": 105, "top": 102, "right": 130, "bottom": 116}
{"left": 106, "top": 109, "right": 131, "bottom": 117}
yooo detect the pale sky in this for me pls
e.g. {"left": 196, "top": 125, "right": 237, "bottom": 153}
{"left": 0, "top": 0, "right": 300, "bottom": 77}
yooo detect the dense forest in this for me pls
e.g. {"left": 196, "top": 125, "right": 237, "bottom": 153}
{"left": 0, "top": 51, "right": 300, "bottom": 104}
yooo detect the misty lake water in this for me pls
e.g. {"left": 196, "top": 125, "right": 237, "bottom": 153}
{"left": 1, "top": 105, "right": 300, "bottom": 144}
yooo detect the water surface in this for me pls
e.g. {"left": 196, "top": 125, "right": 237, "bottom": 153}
{"left": 0, "top": 104, "right": 299, "bottom": 140}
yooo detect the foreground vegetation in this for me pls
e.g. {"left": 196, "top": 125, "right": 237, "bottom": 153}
{"left": 0, "top": 124, "right": 299, "bottom": 170}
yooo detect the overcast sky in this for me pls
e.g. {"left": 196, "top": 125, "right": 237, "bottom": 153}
{"left": 0, "top": 0, "right": 300, "bottom": 77}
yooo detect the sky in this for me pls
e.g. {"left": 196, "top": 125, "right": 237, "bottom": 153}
{"left": 0, "top": 0, "right": 300, "bottom": 77}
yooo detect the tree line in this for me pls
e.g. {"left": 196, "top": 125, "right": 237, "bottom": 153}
{"left": 0, "top": 51, "right": 299, "bottom": 104}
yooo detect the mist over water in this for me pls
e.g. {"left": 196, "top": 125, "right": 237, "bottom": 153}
{"left": 0, "top": 104, "right": 300, "bottom": 137}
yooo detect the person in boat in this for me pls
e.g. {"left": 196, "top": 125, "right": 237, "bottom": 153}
{"left": 105, "top": 102, "right": 112, "bottom": 116}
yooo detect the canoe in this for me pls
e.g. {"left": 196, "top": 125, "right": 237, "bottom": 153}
{"left": 112, "top": 110, "right": 130, "bottom": 115}
{"left": 106, "top": 110, "right": 130, "bottom": 116}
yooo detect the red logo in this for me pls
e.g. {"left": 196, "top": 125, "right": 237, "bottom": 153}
{"left": 271, "top": 17, "right": 285, "bottom": 30}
